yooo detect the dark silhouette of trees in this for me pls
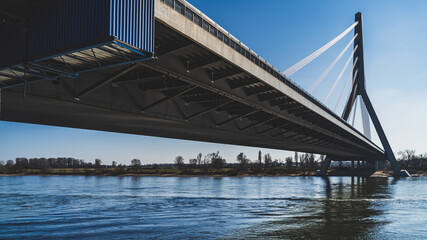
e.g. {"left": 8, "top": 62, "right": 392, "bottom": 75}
{"left": 398, "top": 149, "right": 416, "bottom": 161}
{"left": 264, "top": 154, "right": 272, "bottom": 168}
{"left": 0, "top": 158, "right": 75, "bottom": 173}
{"left": 116, "top": 164, "right": 126, "bottom": 174}
{"left": 308, "top": 153, "right": 316, "bottom": 170}
{"left": 398, "top": 149, "right": 416, "bottom": 168}
{"left": 196, "top": 153, "right": 202, "bottom": 166}
{"left": 210, "top": 151, "right": 226, "bottom": 170}
{"left": 203, "top": 154, "right": 211, "bottom": 166}
{"left": 95, "top": 159, "right": 102, "bottom": 168}
{"left": 15, "top": 158, "right": 29, "bottom": 170}
{"left": 189, "top": 153, "right": 201, "bottom": 167}
{"left": 0, "top": 160, "right": 13, "bottom": 173}
{"left": 285, "top": 156, "right": 293, "bottom": 169}
{"left": 175, "top": 156, "right": 184, "bottom": 169}
{"left": 40, "top": 158, "right": 50, "bottom": 172}
{"left": 201, "top": 153, "right": 213, "bottom": 171}
{"left": 236, "top": 152, "right": 250, "bottom": 169}
{"left": 2, "top": 149, "right": 424, "bottom": 176}
{"left": 189, "top": 158, "right": 198, "bottom": 167}
{"left": 131, "top": 159, "right": 141, "bottom": 169}
{"left": 6, "top": 160, "right": 15, "bottom": 173}
{"left": 299, "top": 154, "right": 306, "bottom": 168}
{"left": 258, "top": 150, "right": 262, "bottom": 168}
{"left": 297, "top": 153, "right": 316, "bottom": 171}
{"left": 397, "top": 149, "right": 427, "bottom": 170}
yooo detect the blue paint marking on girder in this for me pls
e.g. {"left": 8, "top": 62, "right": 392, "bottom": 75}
{"left": 113, "top": 42, "right": 146, "bottom": 56}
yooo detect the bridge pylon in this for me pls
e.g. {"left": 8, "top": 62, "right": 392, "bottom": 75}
{"left": 317, "top": 12, "right": 410, "bottom": 177}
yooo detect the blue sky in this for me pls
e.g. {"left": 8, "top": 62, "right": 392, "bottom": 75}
{"left": 1, "top": 0, "right": 426, "bottom": 164}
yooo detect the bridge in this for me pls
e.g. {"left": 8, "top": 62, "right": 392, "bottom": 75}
{"left": 0, "top": 0, "right": 409, "bottom": 176}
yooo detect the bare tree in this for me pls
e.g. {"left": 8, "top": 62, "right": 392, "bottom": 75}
{"left": 203, "top": 154, "right": 211, "bottom": 165}
{"left": 236, "top": 152, "right": 250, "bottom": 168}
{"left": 95, "top": 159, "right": 102, "bottom": 168}
{"left": 285, "top": 156, "right": 293, "bottom": 169}
{"left": 264, "top": 154, "right": 272, "bottom": 167}
{"left": 131, "top": 159, "right": 141, "bottom": 169}
{"left": 196, "top": 153, "right": 203, "bottom": 166}
{"left": 189, "top": 158, "right": 198, "bottom": 167}
{"left": 398, "top": 149, "right": 416, "bottom": 168}
{"left": 210, "top": 151, "right": 226, "bottom": 170}
{"left": 299, "top": 154, "right": 306, "bottom": 169}
{"left": 175, "top": 156, "right": 184, "bottom": 169}
{"left": 398, "top": 149, "right": 416, "bottom": 161}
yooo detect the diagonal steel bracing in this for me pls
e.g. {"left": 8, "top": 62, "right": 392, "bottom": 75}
{"left": 141, "top": 86, "right": 197, "bottom": 112}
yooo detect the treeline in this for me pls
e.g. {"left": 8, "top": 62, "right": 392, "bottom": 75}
{"left": 0, "top": 151, "right": 322, "bottom": 175}
{"left": 2, "top": 149, "right": 425, "bottom": 175}
{"left": 0, "top": 157, "right": 104, "bottom": 174}
{"left": 397, "top": 150, "right": 427, "bottom": 170}
{"left": 169, "top": 151, "right": 321, "bottom": 174}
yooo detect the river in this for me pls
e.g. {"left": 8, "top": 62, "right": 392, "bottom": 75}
{"left": 0, "top": 176, "right": 426, "bottom": 239}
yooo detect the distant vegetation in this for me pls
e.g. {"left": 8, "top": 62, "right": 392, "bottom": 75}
{"left": 395, "top": 150, "right": 427, "bottom": 172}
{"left": 0, "top": 152, "right": 319, "bottom": 176}
{"left": 0, "top": 149, "right": 426, "bottom": 176}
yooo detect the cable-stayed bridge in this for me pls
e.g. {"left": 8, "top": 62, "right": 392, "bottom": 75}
{"left": 0, "top": 0, "right": 409, "bottom": 176}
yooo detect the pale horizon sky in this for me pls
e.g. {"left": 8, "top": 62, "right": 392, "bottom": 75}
{"left": 1, "top": 0, "right": 426, "bottom": 165}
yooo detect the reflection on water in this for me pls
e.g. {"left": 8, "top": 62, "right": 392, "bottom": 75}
{"left": 234, "top": 178, "right": 391, "bottom": 239}
{"left": 0, "top": 176, "right": 426, "bottom": 239}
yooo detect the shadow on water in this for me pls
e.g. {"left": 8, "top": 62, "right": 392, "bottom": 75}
{"left": 229, "top": 177, "right": 393, "bottom": 240}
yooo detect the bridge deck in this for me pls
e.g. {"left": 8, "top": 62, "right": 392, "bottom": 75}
{"left": 0, "top": 0, "right": 384, "bottom": 161}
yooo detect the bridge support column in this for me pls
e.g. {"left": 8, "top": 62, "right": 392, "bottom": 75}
{"left": 315, "top": 156, "right": 332, "bottom": 176}
{"left": 360, "top": 92, "right": 410, "bottom": 177}
{"left": 351, "top": 160, "right": 354, "bottom": 172}
{"left": 341, "top": 13, "right": 410, "bottom": 177}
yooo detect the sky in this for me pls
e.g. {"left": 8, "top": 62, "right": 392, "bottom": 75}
{"left": 1, "top": 0, "right": 427, "bottom": 165}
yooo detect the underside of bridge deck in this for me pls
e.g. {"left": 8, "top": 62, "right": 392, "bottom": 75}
{"left": 0, "top": 19, "right": 383, "bottom": 161}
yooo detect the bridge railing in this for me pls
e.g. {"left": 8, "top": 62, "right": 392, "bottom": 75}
{"left": 159, "top": 0, "right": 375, "bottom": 145}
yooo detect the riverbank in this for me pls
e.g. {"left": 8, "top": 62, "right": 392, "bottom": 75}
{"left": 1, "top": 168, "right": 426, "bottom": 177}
{"left": 0, "top": 168, "right": 317, "bottom": 177}
{"left": 370, "top": 170, "right": 427, "bottom": 177}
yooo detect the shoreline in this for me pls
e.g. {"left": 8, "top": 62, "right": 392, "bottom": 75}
{"left": 0, "top": 173, "right": 316, "bottom": 177}
{"left": 1, "top": 171, "right": 426, "bottom": 177}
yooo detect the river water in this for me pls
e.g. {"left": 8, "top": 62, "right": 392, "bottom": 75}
{"left": 0, "top": 176, "right": 426, "bottom": 239}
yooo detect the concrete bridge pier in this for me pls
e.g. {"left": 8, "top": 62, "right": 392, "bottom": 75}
{"left": 315, "top": 157, "right": 332, "bottom": 177}
{"left": 315, "top": 156, "right": 410, "bottom": 177}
